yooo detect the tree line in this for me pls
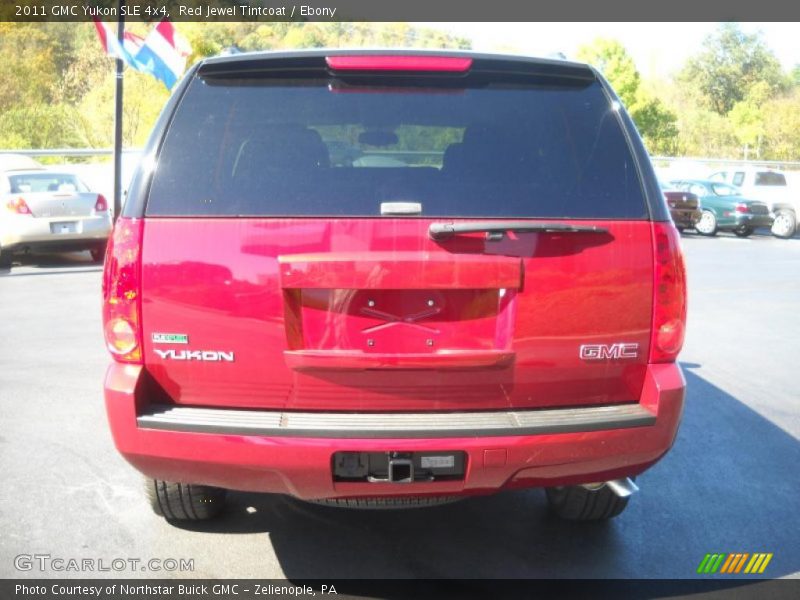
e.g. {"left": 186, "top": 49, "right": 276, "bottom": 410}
{"left": 0, "top": 22, "right": 797, "bottom": 162}
{"left": 578, "top": 23, "right": 800, "bottom": 160}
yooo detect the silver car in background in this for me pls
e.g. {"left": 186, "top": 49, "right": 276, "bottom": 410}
{"left": 0, "top": 162, "right": 112, "bottom": 267}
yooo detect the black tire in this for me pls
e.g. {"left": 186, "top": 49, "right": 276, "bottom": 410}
{"left": 771, "top": 210, "right": 796, "bottom": 239}
{"left": 0, "top": 249, "right": 11, "bottom": 269}
{"left": 695, "top": 210, "right": 718, "bottom": 236}
{"left": 733, "top": 226, "right": 753, "bottom": 238}
{"left": 90, "top": 245, "right": 106, "bottom": 263}
{"left": 146, "top": 479, "right": 227, "bottom": 521}
{"left": 307, "top": 496, "right": 462, "bottom": 509}
{"left": 545, "top": 484, "right": 630, "bottom": 521}
{"left": 676, "top": 226, "right": 684, "bottom": 233}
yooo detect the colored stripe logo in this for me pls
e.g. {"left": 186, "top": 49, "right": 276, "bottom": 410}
{"left": 697, "top": 553, "right": 773, "bottom": 574}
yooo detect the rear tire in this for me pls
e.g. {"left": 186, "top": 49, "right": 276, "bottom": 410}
{"left": 695, "top": 210, "right": 718, "bottom": 236}
{"left": 146, "top": 479, "right": 226, "bottom": 521}
{"left": 0, "top": 249, "right": 11, "bottom": 269}
{"left": 545, "top": 484, "right": 630, "bottom": 520}
{"left": 733, "top": 226, "right": 753, "bottom": 238}
{"left": 771, "top": 210, "right": 796, "bottom": 239}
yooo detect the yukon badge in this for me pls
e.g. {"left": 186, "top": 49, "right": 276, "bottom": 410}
{"left": 580, "top": 343, "right": 639, "bottom": 360}
{"left": 154, "top": 349, "right": 235, "bottom": 362}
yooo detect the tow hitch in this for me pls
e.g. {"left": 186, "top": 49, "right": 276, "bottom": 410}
{"left": 333, "top": 451, "right": 466, "bottom": 483}
{"left": 369, "top": 455, "right": 415, "bottom": 483}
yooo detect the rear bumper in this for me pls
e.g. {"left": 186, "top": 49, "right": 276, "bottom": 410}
{"left": 732, "top": 213, "right": 773, "bottom": 228}
{"left": 1, "top": 214, "right": 111, "bottom": 251}
{"left": 104, "top": 363, "right": 685, "bottom": 500}
{"left": 671, "top": 209, "right": 702, "bottom": 227}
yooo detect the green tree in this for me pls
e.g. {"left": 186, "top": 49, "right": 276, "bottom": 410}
{"left": 577, "top": 38, "right": 639, "bottom": 106}
{"left": 679, "top": 23, "right": 784, "bottom": 115}
{"left": 761, "top": 89, "right": 800, "bottom": 160}
{"left": 673, "top": 108, "right": 739, "bottom": 158}
{"left": 577, "top": 38, "right": 677, "bottom": 155}
{"left": 628, "top": 98, "right": 679, "bottom": 155}
{"left": 790, "top": 65, "right": 800, "bottom": 87}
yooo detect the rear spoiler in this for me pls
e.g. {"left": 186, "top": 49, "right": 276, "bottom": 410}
{"left": 197, "top": 50, "right": 597, "bottom": 82}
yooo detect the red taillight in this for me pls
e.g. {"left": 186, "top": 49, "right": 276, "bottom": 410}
{"left": 7, "top": 197, "right": 32, "bottom": 215}
{"left": 326, "top": 55, "right": 473, "bottom": 72}
{"left": 650, "top": 222, "right": 687, "bottom": 363}
{"left": 102, "top": 218, "right": 143, "bottom": 363}
{"left": 95, "top": 194, "right": 108, "bottom": 212}
{"left": 735, "top": 203, "right": 749, "bottom": 214}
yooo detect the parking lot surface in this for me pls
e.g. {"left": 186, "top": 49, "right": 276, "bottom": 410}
{"left": 1, "top": 231, "right": 798, "bottom": 579}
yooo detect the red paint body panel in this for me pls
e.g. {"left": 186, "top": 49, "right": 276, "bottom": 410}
{"left": 104, "top": 362, "right": 684, "bottom": 498}
{"left": 140, "top": 218, "right": 654, "bottom": 412}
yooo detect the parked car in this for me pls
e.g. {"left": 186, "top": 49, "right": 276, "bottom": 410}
{"left": 0, "top": 167, "right": 112, "bottom": 267}
{"left": 708, "top": 167, "right": 797, "bottom": 238}
{"left": 659, "top": 181, "right": 701, "bottom": 231}
{"left": 102, "top": 50, "right": 686, "bottom": 522}
{"left": 670, "top": 179, "right": 773, "bottom": 237}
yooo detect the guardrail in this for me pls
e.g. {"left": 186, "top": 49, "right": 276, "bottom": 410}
{"left": 0, "top": 148, "right": 140, "bottom": 158}
{"left": 651, "top": 156, "right": 800, "bottom": 170}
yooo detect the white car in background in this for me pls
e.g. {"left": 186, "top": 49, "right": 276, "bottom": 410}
{"left": 0, "top": 157, "right": 112, "bottom": 267}
{"left": 708, "top": 167, "right": 797, "bottom": 238}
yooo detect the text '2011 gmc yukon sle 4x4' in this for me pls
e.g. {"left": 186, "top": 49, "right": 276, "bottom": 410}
{"left": 102, "top": 51, "right": 686, "bottom": 521}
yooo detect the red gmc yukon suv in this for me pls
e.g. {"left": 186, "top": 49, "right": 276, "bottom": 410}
{"left": 102, "top": 50, "right": 686, "bottom": 521}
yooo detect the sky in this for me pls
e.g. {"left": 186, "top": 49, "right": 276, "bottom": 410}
{"left": 423, "top": 23, "right": 800, "bottom": 79}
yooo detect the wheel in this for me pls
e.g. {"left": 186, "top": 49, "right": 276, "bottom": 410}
{"left": 0, "top": 249, "right": 11, "bottom": 269}
{"left": 733, "top": 226, "right": 753, "bottom": 238}
{"left": 545, "top": 484, "right": 630, "bottom": 520}
{"left": 90, "top": 245, "right": 106, "bottom": 263}
{"left": 771, "top": 210, "right": 796, "bottom": 239}
{"left": 145, "top": 479, "right": 227, "bottom": 521}
{"left": 306, "top": 496, "right": 463, "bottom": 509}
{"left": 676, "top": 226, "right": 684, "bottom": 233}
{"left": 695, "top": 210, "right": 718, "bottom": 236}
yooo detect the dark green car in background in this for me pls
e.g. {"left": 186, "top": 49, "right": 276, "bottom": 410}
{"left": 669, "top": 179, "right": 773, "bottom": 237}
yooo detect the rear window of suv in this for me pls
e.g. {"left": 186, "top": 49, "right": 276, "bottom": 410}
{"left": 755, "top": 172, "right": 787, "bottom": 186}
{"left": 146, "top": 70, "right": 647, "bottom": 219}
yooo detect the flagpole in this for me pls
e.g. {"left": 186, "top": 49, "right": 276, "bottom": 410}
{"left": 112, "top": 0, "right": 125, "bottom": 222}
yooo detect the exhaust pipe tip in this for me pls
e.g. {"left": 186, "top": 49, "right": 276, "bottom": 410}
{"left": 605, "top": 477, "right": 639, "bottom": 498}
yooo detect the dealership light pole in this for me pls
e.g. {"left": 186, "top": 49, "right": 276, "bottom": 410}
{"left": 112, "top": 0, "right": 125, "bottom": 222}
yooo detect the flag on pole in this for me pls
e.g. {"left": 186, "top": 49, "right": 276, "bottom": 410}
{"left": 92, "top": 19, "right": 145, "bottom": 66}
{"left": 93, "top": 19, "right": 191, "bottom": 89}
{"left": 134, "top": 21, "right": 192, "bottom": 90}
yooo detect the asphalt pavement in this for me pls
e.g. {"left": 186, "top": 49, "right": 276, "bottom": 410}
{"left": 1, "top": 229, "right": 798, "bottom": 580}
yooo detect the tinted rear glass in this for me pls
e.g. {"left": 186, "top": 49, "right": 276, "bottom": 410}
{"left": 755, "top": 172, "right": 786, "bottom": 186}
{"left": 147, "top": 72, "right": 647, "bottom": 218}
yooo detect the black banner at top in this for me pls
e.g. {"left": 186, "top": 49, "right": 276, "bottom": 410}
{"left": 3, "top": 0, "right": 800, "bottom": 22}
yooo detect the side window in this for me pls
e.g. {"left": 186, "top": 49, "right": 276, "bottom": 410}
{"left": 708, "top": 172, "right": 725, "bottom": 182}
{"left": 689, "top": 184, "right": 706, "bottom": 196}
{"left": 732, "top": 172, "right": 745, "bottom": 187}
